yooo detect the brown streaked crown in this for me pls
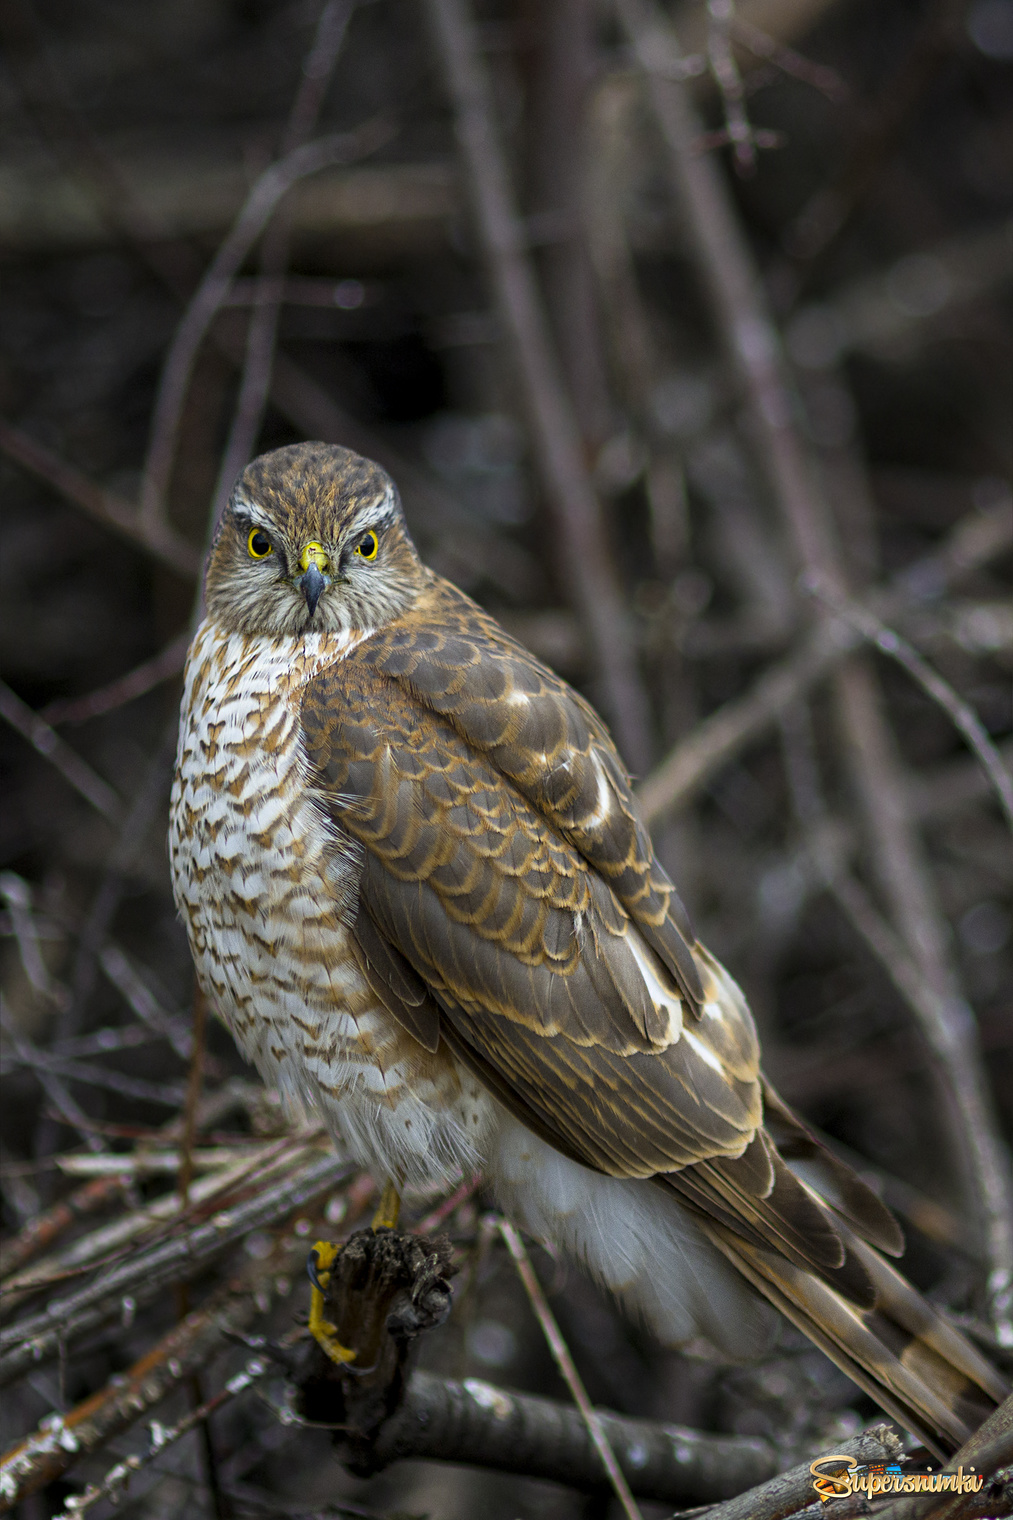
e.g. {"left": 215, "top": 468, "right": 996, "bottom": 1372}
{"left": 204, "top": 441, "right": 426, "bottom": 636}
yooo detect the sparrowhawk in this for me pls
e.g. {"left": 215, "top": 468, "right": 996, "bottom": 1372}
{"left": 169, "top": 441, "right": 1006, "bottom": 1455}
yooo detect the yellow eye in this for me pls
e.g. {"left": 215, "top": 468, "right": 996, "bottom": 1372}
{"left": 355, "top": 530, "right": 378, "bottom": 561}
{"left": 248, "top": 528, "right": 272, "bottom": 559}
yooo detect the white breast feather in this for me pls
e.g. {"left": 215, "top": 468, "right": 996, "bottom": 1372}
{"left": 169, "top": 620, "right": 494, "bottom": 1187}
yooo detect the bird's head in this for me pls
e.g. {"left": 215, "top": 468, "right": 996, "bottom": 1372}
{"left": 204, "top": 442, "right": 424, "bottom": 636}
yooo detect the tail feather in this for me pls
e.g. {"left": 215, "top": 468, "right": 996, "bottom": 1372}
{"left": 701, "top": 1218, "right": 1007, "bottom": 1460}
{"left": 761, "top": 1080, "right": 905, "bottom": 1258}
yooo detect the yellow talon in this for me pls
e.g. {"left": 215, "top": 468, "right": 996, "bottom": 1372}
{"left": 372, "top": 1178, "right": 401, "bottom": 1231}
{"left": 307, "top": 1240, "right": 356, "bottom": 1366}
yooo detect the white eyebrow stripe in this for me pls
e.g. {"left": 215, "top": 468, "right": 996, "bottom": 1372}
{"left": 344, "top": 493, "right": 398, "bottom": 541}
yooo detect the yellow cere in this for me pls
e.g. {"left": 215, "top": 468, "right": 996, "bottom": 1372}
{"left": 299, "top": 541, "right": 330, "bottom": 572}
{"left": 247, "top": 528, "right": 272, "bottom": 559}
{"left": 356, "top": 530, "right": 378, "bottom": 560}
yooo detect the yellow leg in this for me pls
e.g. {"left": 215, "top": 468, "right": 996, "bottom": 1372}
{"left": 307, "top": 1240, "right": 356, "bottom": 1366}
{"left": 372, "top": 1178, "right": 401, "bottom": 1231}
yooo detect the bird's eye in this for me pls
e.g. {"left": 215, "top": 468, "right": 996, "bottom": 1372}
{"left": 247, "top": 529, "right": 273, "bottom": 559}
{"left": 355, "top": 531, "right": 378, "bottom": 561}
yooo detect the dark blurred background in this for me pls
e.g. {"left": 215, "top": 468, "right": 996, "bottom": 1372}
{"left": 1, "top": 1, "right": 1011, "bottom": 1516}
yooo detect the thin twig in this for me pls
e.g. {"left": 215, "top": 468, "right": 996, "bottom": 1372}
{"left": 706, "top": 0, "right": 757, "bottom": 173}
{"left": 0, "top": 874, "right": 67, "bottom": 1009}
{"left": 497, "top": 1216, "right": 645, "bottom": 1520}
{"left": 138, "top": 119, "right": 391, "bottom": 532}
{"left": 0, "top": 1149, "right": 351, "bottom": 1387}
{"left": 97, "top": 943, "right": 192, "bottom": 1060}
{"left": 425, "top": 0, "right": 653, "bottom": 773}
{"left": 804, "top": 573, "right": 1013, "bottom": 837}
{"left": 731, "top": 16, "right": 848, "bottom": 102}
{"left": 0, "top": 418, "right": 200, "bottom": 578}
{"left": 208, "top": 0, "right": 356, "bottom": 528}
{"left": 0, "top": 1011, "right": 103, "bottom": 1156}
{"left": 177, "top": 986, "right": 208, "bottom": 1211}
{"left": 41, "top": 634, "right": 190, "bottom": 727}
{"left": 3, "top": 1046, "right": 186, "bottom": 1107}
{"left": 411, "top": 1175, "right": 480, "bottom": 1237}
{"left": 0, "top": 681, "right": 124, "bottom": 824}
{"left": 636, "top": 498, "right": 1012, "bottom": 823}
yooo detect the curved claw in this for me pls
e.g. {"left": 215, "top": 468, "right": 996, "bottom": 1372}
{"left": 306, "top": 1239, "right": 357, "bottom": 1367}
{"left": 306, "top": 1247, "right": 329, "bottom": 1294}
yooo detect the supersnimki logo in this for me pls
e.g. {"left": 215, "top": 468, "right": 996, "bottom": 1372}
{"left": 810, "top": 1454, "right": 985, "bottom": 1501}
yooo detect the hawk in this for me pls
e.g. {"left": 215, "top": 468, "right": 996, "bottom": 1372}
{"left": 169, "top": 441, "right": 1005, "bottom": 1455}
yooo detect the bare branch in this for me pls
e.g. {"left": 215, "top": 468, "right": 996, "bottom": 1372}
{"left": 425, "top": 0, "right": 654, "bottom": 772}
{"left": 875, "top": 1394, "right": 1013, "bottom": 1520}
{"left": 693, "top": 1425, "right": 903, "bottom": 1520}
{"left": 0, "top": 1148, "right": 351, "bottom": 1387}
{"left": 637, "top": 498, "right": 1012, "bottom": 823}
{"left": 0, "top": 1273, "right": 270, "bottom": 1509}
{"left": 0, "top": 681, "right": 124, "bottom": 825}
{"left": 370, "top": 1367, "right": 779, "bottom": 1506}
{"left": 208, "top": 0, "right": 356, "bottom": 528}
{"left": 41, "top": 634, "right": 190, "bottom": 727}
{"left": 0, "top": 419, "right": 200, "bottom": 579}
{"left": 138, "top": 118, "right": 392, "bottom": 533}
{"left": 804, "top": 574, "right": 1013, "bottom": 837}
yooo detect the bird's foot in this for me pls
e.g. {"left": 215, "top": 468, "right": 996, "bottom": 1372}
{"left": 307, "top": 1240, "right": 356, "bottom": 1366}
{"left": 305, "top": 1181, "right": 402, "bottom": 1365}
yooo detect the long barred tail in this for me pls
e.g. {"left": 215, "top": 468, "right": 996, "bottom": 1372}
{"left": 701, "top": 1217, "right": 1008, "bottom": 1459}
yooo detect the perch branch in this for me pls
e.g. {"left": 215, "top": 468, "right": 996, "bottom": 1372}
{"left": 369, "top": 1368, "right": 778, "bottom": 1506}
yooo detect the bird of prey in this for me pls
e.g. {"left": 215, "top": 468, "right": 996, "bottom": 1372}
{"left": 170, "top": 441, "right": 1005, "bottom": 1456}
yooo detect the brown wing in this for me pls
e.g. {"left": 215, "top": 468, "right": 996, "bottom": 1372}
{"left": 346, "top": 574, "right": 703, "bottom": 1008}
{"left": 301, "top": 589, "right": 890, "bottom": 1306}
{"left": 301, "top": 650, "right": 759, "bottom": 1179}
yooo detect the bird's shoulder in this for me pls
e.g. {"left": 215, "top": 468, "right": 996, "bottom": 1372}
{"left": 301, "top": 573, "right": 702, "bottom": 1005}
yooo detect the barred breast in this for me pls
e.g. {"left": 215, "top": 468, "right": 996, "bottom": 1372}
{"left": 168, "top": 618, "right": 494, "bottom": 1186}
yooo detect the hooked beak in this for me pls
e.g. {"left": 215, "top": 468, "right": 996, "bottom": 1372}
{"left": 299, "top": 563, "right": 326, "bottom": 617}
{"left": 298, "top": 541, "right": 330, "bottom": 618}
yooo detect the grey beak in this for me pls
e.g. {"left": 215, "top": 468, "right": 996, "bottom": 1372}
{"left": 299, "top": 563, "right": 326, "bottom": 617}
